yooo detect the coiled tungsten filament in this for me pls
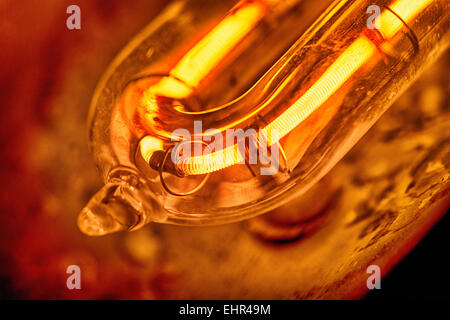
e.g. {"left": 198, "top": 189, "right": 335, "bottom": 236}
{"left": 79, "top": 0, "right": 449, "bottom": 235}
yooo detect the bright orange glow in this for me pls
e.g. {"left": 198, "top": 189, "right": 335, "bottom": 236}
{"left": 140, "top": 136, "right": 164, "bottom": 162}
{"left": 148, "top": 1, "right": 266, "bottom": 99}
{"left": 171, "top": 2, "right": 264, "bottom": 88}
{"left": 179, "top": 144, "right": 244, "bottom": 176}
{"left": 142, "top": 0, "right": 432, "bottom": 176}
{"left": 264, "top": 0, "right": 432, "bottom": 144}
{"left": 139, "top": 1, "right": 267, "bottom": 170}
{"left": 381, "top": 0, "right": 433, "bottom": 38}
{"left": 264, "top": 36, "right": 376, "bottom": 144}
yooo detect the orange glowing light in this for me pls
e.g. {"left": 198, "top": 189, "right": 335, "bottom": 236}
{"left": 382, "top": 0, "right": 433, "bottom": 38}
{"left": 179, "top": 144, "right": 244, "bottom": 176}
{"left": 264, "top": 37, "right": 376, "bottom": 144}
{"left": 148, "top": 1, "right": 266, "bottom": 99}
{"left": 142, "top": 0, "right": 432, "bottom": 176}
{"left": 264, "top": 0, "right": 432, "bottom": 144}
{"left": 140, "top": 136, "right": 164, "bottom": 162}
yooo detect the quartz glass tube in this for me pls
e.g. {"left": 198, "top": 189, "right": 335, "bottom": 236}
{"left": 79, "top": 0, "right": 449, "bottom": 236}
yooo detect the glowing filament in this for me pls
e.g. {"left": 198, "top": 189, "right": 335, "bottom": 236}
{"left": 142, "top": 0, "right": 432, "bottom": 176}
{"left": 150, "top": 1, "right": 265, "bottom": 99}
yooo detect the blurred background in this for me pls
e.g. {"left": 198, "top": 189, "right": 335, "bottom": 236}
{"left": 0, "top": 0, "right": 448, "bottom": 299}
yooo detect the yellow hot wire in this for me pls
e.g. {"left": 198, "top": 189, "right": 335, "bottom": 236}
{"left": 149, "top": 1, "right": 266, "bottom": 99}
{"left": 175, "top": 35, "right": 374, "bottom": 175}
{"left": 382, "top": 0, "right": 433, "bottom": 38}
{"left": 145, "top": 0, "right": 432, "bottom": 176}
{"left": 179, "top": 144, "right": 244, "bottom": 176}
{"left": 264, "top": 36, "right": 376, "bottom": 144}
{"left": 140, "top": 1, "right": 266, "bottom": 164}
{"left": 264, "top": 0, "right": 432, "bottom": 145}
